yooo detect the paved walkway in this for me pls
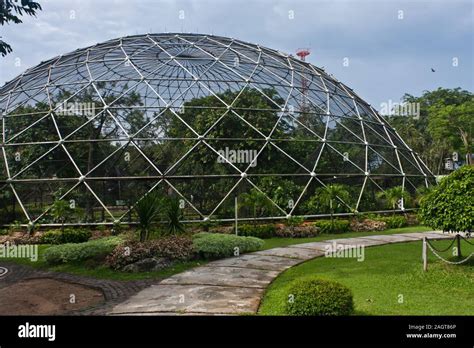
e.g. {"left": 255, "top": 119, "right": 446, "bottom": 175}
{"left": 110, "top": 231, "right": 453, "bottom": 315}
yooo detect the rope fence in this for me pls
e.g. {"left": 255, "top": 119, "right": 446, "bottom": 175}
{"left": 423, "top": 234, "right": 473, "bottom": 270}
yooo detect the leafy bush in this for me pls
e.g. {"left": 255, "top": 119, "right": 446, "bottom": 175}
{"left": 40, "top": 228, "right": 92, "bottom": 244}
{"left": 349, "top": 219, "right": 387, "bottom": 232}
{"left": 106, "top": 236, "right": 195, "bottom": 270}
{"left": 193, "top": 232, "right": 264, "bottom": 259}
{"left": 238, "top": 224, "right": 276, "bottom": 239}
{"left": 313, "top": 219, "right": 350, "bottom": 234}
{"left": 152, "top": 236, "right": 194, "bottom": 260}
{"left": 276, "top": 225, "right": 320, "bottom": 238}
{"left": 43, "top": 236, "right": 122, "bottom": 264}
{"left": 418, "top": 166, "right": 474, "bottom": 232}
{"left": 285, "top": 216, "right": 304, "bottom": 227}
{"left": 378, "top": 215, "right": 408, "bottom": 229}
{"left": 285, "top": 277, "right": 354, "bottom": 316}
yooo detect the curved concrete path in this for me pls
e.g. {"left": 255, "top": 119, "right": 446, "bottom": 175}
{"left": 110, "top": 231, "right": 453, "bottom": 315}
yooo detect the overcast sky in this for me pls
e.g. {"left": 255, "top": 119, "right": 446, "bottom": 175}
{"left": 0, "top": 0, "right": 472, "bottom": 110}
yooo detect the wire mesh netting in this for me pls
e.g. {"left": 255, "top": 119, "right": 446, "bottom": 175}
{"left": 0, "top": 33, "right": 435, "bottom": 225}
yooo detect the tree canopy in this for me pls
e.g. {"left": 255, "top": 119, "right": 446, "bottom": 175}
{"left": 386, "top": 88, "right": 473, "bottom": 174}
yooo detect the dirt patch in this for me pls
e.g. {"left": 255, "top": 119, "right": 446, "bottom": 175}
{"left": 0, "top": 278, "right": 105, "bottom": 315}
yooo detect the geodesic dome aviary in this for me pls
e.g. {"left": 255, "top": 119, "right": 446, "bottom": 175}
{"left": 0, "top": 33, "right": 435, "bottom": 226}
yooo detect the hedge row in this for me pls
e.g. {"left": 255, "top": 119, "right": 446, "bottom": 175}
{"left": 40, "top": 228, "right": 92, "bottom": 244}
{"left": 43, "top": 236, "right": 123, "bottom": 264}
{"left": 192, "top": 232, "right": 264, "bottom": 259}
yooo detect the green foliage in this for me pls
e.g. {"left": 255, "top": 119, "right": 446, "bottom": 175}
{"left": 240, "top": 188, "right": 274, "bottom": 220}
{"left": 377, "top": 216, "right": 408, "bottom": 229}
{"left": 50, "top": 199, "right": 72, "bottom": 229}
{"left": 285, "top": 277, "right": 354, "bottom": 316}
{"left": 164, "top": 89, "right": 287, "bottom": 214}
{"left": 238, "top": 224, "right": 276, "bottom": 239}
{"left": 313, "top": 219, "right": 350, "bottom": 234}
{"left": 387, "top": 88, "right": 473, "bottom": 174}
{"left": 377, "top": 186, "right": 411, "bottom": 212}
{"left": 257, "top": 177, "right": 302, "bottom": 212}
{"left": 43, "top": 236, "right": 123, "bottom": 264}
{"left": 418, "top": 166, "right": 474, "bottom": 231}
{"left": 40, "top": 228, "right": 92, "bottom": 244}
{"left": 164, "top": 198, "right": 185, "bottom": 234}
{"left": 135, "top": 192, "right": 162, "bottom": 241}
{"left": 285, "top": 216, "right": 304, "bottom": 227}
{"left": 106, "top": 236, "right": 195, "bottom": 270}
{"left": 192, "top": 232, "right": 264, "bottom": 259}
{"left": 308, "top": 184, "right": 351, "bottom": 215}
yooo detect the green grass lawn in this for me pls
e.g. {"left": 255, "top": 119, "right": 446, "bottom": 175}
{"left": 260, "top": 225, "right": 432, "bottom": 250}
{"left": 258, "top": 238, "right": 474, "bottom": 315}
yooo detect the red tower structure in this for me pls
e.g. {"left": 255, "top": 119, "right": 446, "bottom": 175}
{"left": 296, "top": 49, "right": 310, "bottom": 112}
{"left": 296, "top": 48, "right": 310, "bottom": 62}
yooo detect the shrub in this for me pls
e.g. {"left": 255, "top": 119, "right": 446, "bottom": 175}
{"left": 349, "top": 219, "right": 386, "bottom": 232}
{"left": 378, "top": 215, "right": 408, "bottom": 229}
{"left": 418, "top": 166, "right": 474, "bottom": 232}
{"left": 313, "top": 219, "right": 350, "bottom": 234}
{"left": 40, "top": 228, "right": 92, "bottom": 244}
{"left": 106, "top": 240, "right": 153, "bottom": 270}
{"left": 285, "top": 277, "right": 354, "bottom": 316}
{"left": 43, "top": 236, "right": 123, "bottom": 264}
{"left": 285, "top": 216, "right": 304, "bottom": 227}
{"left": 406, "top": 213, "right": 419, "bottom": 226}
{"left": 276, "top": 225, "right": 320, "bottom": 238}
{"left": 238, "top": 224, "right": 276, "bottom": 239}
{"left": 152, "top": 236, "right": 194, "bottom": 260}
{"left": 193, "top": 232, "right": 264, "bottom": 259}
{"left": 106, "top": 236, "right": 195, "bottom": 270}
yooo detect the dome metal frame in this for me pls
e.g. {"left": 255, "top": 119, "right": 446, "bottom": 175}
{"left": 0, "top": 33, "right": 434, "bottom": 227}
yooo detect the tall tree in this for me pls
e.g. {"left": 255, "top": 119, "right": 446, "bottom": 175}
{"left": 386, "top": 88, "right": 473, "bottom": 174}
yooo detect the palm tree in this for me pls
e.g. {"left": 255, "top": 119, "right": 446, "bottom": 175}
{"left": 317, "top": 184, "right": 351, "bottom": 228}
{"left": 377, "top": 186, "right": 411, "bottom": 215}
{"left": 135, "top": 192, "right": 161, "bottom": 242}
